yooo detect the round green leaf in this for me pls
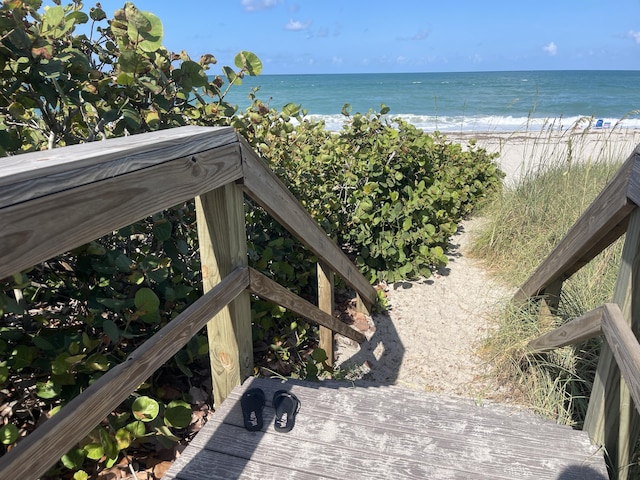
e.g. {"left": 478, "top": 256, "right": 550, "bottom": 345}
{"left": 61, "top": 448, "right": 86, "bottom": 470}
{"left": 164, "top": 400, "right": 192, "bottom": 428}
{"left": 134, "top": 288, "right": 160, "bottom": 314}
{"left": 132, "top": 396, "right": 159, "bottom": 422}
{"left": 0, "top": 424, "right": 19, "bottom": 445}
{"left": 125, "top": 420, "right": 146, "bottom": 437}
{"left": 127, "top": 8, "right": 163, "bottom": 52}
{"left": 115, "top": 428, "right": 132, "bottom": 449}
{"left": 73, "top": 470, "right": 89, "bottom": 480}
{"left": 234, "top": 50, "right": 262, "bottom": 76}
{"left": 152, "top": 220, "right": 172, "bottom": 241}
{"left": 85, "top": 353, "right": 110, "bottom": 372}
{"left": 311, "top": 348, "right": 328, "bottom": 363}
{"left": 83, "top": 442, "right": 103, "bottom": 460}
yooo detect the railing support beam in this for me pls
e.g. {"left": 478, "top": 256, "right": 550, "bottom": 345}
{"left": 196, "top": 183, "right": 253, "bottom": 408}
{"left": 585, "top": 208, "right": 640, "bottom": 480}
{"left": 317, "top": 262, "right": 335, "bottom": 365}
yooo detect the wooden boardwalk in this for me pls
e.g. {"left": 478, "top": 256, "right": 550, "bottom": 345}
{"left": 163, "top": 377, "right": 608, "bottom": 479}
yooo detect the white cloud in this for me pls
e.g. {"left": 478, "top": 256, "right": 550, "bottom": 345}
{"left": 241, "top": 0, "right": 280, "bottom": 12}
{"left": 284, "top": 19, "right": 311, "bottom": 31}
{"left": 332, "top": 56, "right": 343, "bottom": 65}
{"left": 543, "top": 41, "right": 558, "bottom": 56}
{"left": 396, "top": 55, "right": 408, "bottom": 64}
{"left": 629, "top": 30, "right": 640, "bottom": 44}
{"left": 398, "top": 29, "right": 430, "bottom": 41}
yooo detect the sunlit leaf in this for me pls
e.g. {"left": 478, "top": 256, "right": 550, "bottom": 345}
{"left": 132, "top": 396, "right": 159, "bottom": 422}
{"left": 0, "top": 424, "right": 19, "bottom": 445}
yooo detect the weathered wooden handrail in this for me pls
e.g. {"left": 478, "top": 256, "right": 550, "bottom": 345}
{"left": 600, "top": 303, "right": 640, "bottom": 416}
{"left": 0, "top": 126, "right": 377, "bottom": 479}
{"left": 513, "top": 146, "right": 640, "bottom": 305}
{"left": 520, "top": 144, "right": 640, "bottom": 480}
{"left": 0, "top": 267, "right": 250, "bottom": 479}
{"left": 527, "top": 305, "right": 604, "bottom": 353}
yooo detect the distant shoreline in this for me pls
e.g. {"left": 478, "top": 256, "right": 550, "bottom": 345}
{"left": 446, "top": 128, "right": 640, "bottom": 185}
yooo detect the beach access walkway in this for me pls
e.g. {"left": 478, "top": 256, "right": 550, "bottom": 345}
{"left": 6, "top": 126, "right": 638, "bottom": 480}
{"left": 163, "top": 377, "right": 607, "bottom": 479}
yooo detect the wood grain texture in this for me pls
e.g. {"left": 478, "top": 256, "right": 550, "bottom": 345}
{"left": 248, "top": 267, "right": 366, "bottom": 344}
{"left": 0, "top": 126, "right": 237, "bottom": 208}
{"left": 528, "top": 305, "right": 604, "bottom": 353}
{"left": 163, "top": 377, "right": 608, "bottom": 480}
{"left": 514, "top": 149, "right": 639, "bottom": 304}
{"left": 585, "top": 209, "right": 640, "bottom": 480}
{"left": 196, "top": 184, "right": 253, "bottom": 408}
{"left": 0, "top": 143, "right": 242, "bottom": 280}
{"left": 317, "top": 261, "right": 335, "bottom": 364}
{"left": 601, "top": 303, "right": 640, "bottom": 417}
{"left": 239, "top": 139, "right": 377, "bottom": 308}
{"left": 0, "top": 267, "right": 249, "bottom": 480}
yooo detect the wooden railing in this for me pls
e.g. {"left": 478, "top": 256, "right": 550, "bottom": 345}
{"left": 522, "top": 145, "right": 640, "bottom": 480}
{"left": 0, "top": 126, "right": 376, "bottom": 479}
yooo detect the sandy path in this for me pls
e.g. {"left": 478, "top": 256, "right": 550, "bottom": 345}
{"left": 334, "top": 218, "right": 513, "bottom": 398}
{"left": 334, "top": 127, "right": 640, "bottom": 398}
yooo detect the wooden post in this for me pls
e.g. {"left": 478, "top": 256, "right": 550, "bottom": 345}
{"left": 539, "top": 276, "right": 564, "bottom": 316}
{"left": 584, "top": 208, "right": 640, "bottom": 480}
{"left": 196, "top": 183, "right": 252, "bottom": 408}
{"left": 317, "top": 262, "right": 334, "bottom": 365}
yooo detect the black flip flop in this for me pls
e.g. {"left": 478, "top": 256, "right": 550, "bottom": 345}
{"left": 240, "top": 388, "right": 265, "bottom": 431}
{"left": 272, "top": 390, "right": 300, "bottom": 433}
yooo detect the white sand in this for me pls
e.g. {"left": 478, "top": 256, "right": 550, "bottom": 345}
{"left": 333, "top": 128, "right": 640, "bottom": 399}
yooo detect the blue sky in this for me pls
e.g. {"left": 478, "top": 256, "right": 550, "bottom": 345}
{"left": 87, "top": 0, "right": 639, "bottom": 74}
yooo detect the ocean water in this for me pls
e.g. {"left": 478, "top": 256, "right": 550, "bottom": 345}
{"left": 221, "top": 70, "right": 640, "bottom": 132}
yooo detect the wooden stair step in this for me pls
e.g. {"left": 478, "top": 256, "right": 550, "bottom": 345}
{"left": 163, "top": 377, "right": 608, "bottom": 480}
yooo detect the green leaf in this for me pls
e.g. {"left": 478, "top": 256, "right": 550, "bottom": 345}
{"left": 11, "top": 345, "right": 33, "bottom": 371}
{"left": 73, "top": 470, "right": 90, "bottom": 480}
{"left": 0, "top": 365, "right": 9, "bottom": 384}
{"left": 42, "top": 5, "right": 65, "bottom": 32}
{"left": 126, "top": 6, "right": 163, "bottom": 52}
{"left": 164, "top": 400, "right": 192, "bottom": 428}
{"left": 135, "top": 287, "right": 160, "bottom": 322}
{"left": 103, "top": 319, "right": 120, "bottom": 343}
{"left": 36, "top": 380, "right": 61, "bottom": 399}
{"left": 0, "top": 424, "right": 19, "bottom": 445}
{"left": 115, "top": 254, "right": 132, "bottom": 272}
{"left": 154, "top": 425, "right": 179, "bottom": 442}
{"left": 132, "top": 396, "right": 159, "bottom": 422}
{"left": 234, "top": 50, "right": 262, "bottom": 76}
{"left": 61, "top": 448, "right": 86, "bottom": 470}
{"left": 90, "top": 6, "right": 107, "bottom": 21}
{"left": 86, "top": 353, "right": 110, "bottom": 371}
{"left": 152, "top": 220, "right": 172, "bottom": 241}
{"left": 32, "top": 336, "right": 55, "bottom": 351}
{"left": 115, "top": 428, "right": 132, "bottom": 449}
{"left": 126, "top": 420, "right": 146, "bottom": 437}
{"left": 311, "top": 348, "right": 328, "bottom": 363}
{"left": 83, "top": 442, "right": 103, "bottom": 460}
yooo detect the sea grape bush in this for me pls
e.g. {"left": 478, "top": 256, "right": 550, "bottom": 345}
{"left": 0, "top": 0, "right": 502, "bottom": 476}
{"left": 0, "top": 1, "right": 259, "bottom": 477}
{"left": 235, "top": 101, "right": 503, "bottom": 283}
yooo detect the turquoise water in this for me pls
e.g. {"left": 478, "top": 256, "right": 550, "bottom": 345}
{"left": 221, "top": 70, "right": 640, "bottom": 132}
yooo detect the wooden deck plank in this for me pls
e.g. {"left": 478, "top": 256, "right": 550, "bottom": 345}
{"left": 163, "top": 378, "right": 608, "bottom": 480}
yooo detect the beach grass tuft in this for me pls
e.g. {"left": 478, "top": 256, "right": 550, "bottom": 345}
{"left": 471, "top": 119, "right": 634, "bottom": 427}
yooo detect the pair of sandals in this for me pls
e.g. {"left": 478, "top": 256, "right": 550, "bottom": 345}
{"left": 240, "top": 388, "right": 300, "bottom": 433}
